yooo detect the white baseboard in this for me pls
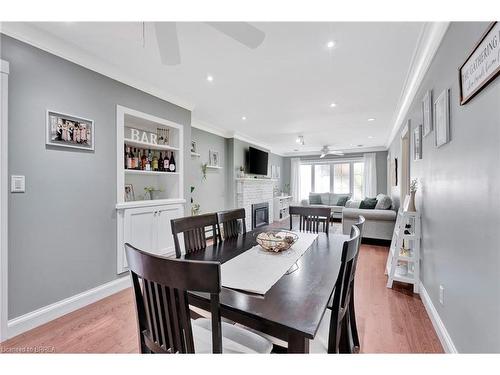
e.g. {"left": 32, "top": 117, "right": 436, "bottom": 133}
{"left": 6, "top": 276, "right": 131, "bottom": 340}
{"left": 419, "top": 282, "right": 458, "bottom": 353}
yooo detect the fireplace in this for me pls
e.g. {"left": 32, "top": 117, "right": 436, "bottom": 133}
{"left": 252, "top": 202, "right": 269, "bottom": 230}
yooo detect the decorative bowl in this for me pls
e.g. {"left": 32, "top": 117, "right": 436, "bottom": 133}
{"left": 256, "top": 230, "right": 299, "bottom": 253}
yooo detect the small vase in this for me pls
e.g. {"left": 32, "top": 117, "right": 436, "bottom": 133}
{"left": 407, "top": 191, "right": 417, "bottom": 212}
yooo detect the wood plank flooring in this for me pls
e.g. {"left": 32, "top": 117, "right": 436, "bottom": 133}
{"left": 0, "top": 225, "right": 443, "bottom": 353}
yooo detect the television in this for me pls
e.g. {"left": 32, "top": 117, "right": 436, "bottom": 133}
{"left": 248, "top": 147, "right": 269, "bottom": 175}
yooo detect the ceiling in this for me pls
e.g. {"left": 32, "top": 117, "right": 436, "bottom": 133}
{"left": 4, "top": 22, "right": 425, "bottom": 155}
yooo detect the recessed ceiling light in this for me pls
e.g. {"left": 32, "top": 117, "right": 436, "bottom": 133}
{"left": 206, "top": 75, "right": 214, "bottom": 82}
{"left": 367, "top": 118, "right": 376, "bottom": 122}
{"left": 326, "top": 40, "right": 336, "bottom": 49}
{"left": 368, "top": 136, "right": 374, "bottom": 139}
{"left": 329, "top": 102, "right": 337, "bottom": 108}
{"left": 241, "top": 116, "right": 246, "bottom": 120}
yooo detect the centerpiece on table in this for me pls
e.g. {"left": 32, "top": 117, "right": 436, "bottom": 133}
{"left": 256, "top": 230, "right": 298, "bottom": 253}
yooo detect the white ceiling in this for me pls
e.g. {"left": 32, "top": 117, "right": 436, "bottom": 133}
{"left": 4, "top": 22, "right": 424, "bottom": 155}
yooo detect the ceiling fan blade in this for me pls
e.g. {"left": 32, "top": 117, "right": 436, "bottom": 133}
{"left": 154, "top": 22, "right": 181, "bottom": 65}
{"left": 330, "top": 151, "right": 345, "bottom": 156}
{"left": 206, "top": 22, "right": 265, "bottom": 49}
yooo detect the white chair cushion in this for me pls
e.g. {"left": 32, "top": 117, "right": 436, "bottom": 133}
{"left": 192, "top": 318, "right": 273, "bottom": 354}
{"left": 309, "top": 309, "right": 331, "bottom": 354}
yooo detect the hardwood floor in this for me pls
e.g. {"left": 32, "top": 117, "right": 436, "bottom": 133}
{"left": 0, "top": 225, "right": 443, "bottom": 353}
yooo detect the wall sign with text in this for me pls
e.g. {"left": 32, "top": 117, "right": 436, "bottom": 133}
{"left": 459, "top": 22, "right": 500, "bottom": 105}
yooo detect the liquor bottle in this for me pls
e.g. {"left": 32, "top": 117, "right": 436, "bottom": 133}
{"left": 164, "top": 151, "right": 170, "bottom": 171}
{"left": 126, "top": 146, "right": 133, "bottom": 169}
{"left": 148, "top": 149, "right": 152, "bottom": 165}
{"left": 152, "top": 152, "right": 159, "bottom": 171}
{"left": 141, "top": 149, "right": 147, "bottom": 171}
{"left": 124, "top": 145, "right": 129, "bottom": 169}
{"left": 130, "top": 147, "right": 136, "bottom": 169}
{"left": 158, "top": 152, "right": 164, "bottom": 172}
{"left": 169, "top": 152, "right": 176, "bottom": 172}
{"left": 133, "top": 148, "right": 140, "bottom": 170}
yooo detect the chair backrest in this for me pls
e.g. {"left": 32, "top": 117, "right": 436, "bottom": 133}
{"left": 289, "top": 205, "right": 331, "bottom": 234}
{"left": 350, "top": 215, "right": 365, "bottom": 284}
{"left": 171, "top": 213, "right": 221, "bottom": 257}
{"left": 327, "top": 225, "right": 360, "bottom": 353}
{"left": 217, "top": 208, "right": 247, "bottom": 240}
{"left": 125, "top": 242, "right": 223, "bottom": 354}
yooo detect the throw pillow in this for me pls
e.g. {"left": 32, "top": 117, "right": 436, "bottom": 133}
{"left": 375, "top": 194, "right": 392, "bottom": 210}
{"left": 359, "top": 197, "right": 378, "bottom": 209}
{"left": 309, "top": 193, "right": 321, "bottom": 204}
{"left": 320, "top": 193, "right": 331, "bottom": 205}
{"left": 336, "top": 196, "right": 349, "bottom": 207}
{"left": 345, "top": 199, "right": 361, "bottom": 209}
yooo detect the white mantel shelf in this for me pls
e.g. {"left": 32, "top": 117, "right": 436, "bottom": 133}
{"left": 116, "top": 198, "right": 186, "bottom": 210}
{"left": 235, "top": 178, "right": 278, "bottom": 182}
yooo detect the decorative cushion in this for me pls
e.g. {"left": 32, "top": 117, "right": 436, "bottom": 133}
{"left": 320, "top": 193, "right": 331, "bottom": 205}
{"left": 345, "top": 199, "right": 361, "bottom": 209}
{"left": 359, "top": 197, "right": 378, "bottom": 209}
{"left": 375, "top": 194, "right": 392, "bottom": 210}
{"left": 309, "top": 193, "right": 321, "bottom": 204}
{"left": 336, "top": 196, "right": 349, "bottom": 207}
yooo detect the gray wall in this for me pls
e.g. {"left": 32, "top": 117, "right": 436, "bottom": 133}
{"left": 1, "top": 35, "right": 191, "bottom": 318}
{"left": 284, "top": 151, "right": 388, "bottom": 195}
{"left": 190, "top": 128, "right": 226, "bottom": 214}
{"left": 388, "top": 22, "right": 500, "bottom": 352}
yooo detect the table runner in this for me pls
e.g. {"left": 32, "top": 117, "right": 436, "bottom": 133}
{"left": 221, "top": 231, "right": 319, "bottom": 295}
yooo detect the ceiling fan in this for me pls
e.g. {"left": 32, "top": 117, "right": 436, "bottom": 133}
{"left": 320, "top": 145, "right": 345, "bottom": 158}
{"left": 153, "top": 22, "right": 266, "bottom": 65}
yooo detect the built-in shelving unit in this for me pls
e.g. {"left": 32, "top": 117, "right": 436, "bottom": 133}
{"left": 274, "top": 195, "right": 292, "bottom": 221}
{"left": 206, "top": 165, "right": 223, "bottom": 169}
{"left": 125, "top": 169, "right": 180, "bottom": 176}
{"left": 124, "top": 137, "right": 180, "bottom": 151}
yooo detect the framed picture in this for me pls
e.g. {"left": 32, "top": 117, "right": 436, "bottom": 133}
{"left": 46, "top": 110, "right": 94, "bottom": 150}
{"left": 422, "top": 90, "right": 433, "bottom": 137}
{"left": 413, "top": 125, "right": 422, "bottom": 160}
{"left": 124, "top": 184, "right": 135, "bottom": 202}
{"left": 209, "top": 150, "right": 220, "bottom": 167}
{"left": 191, "top": 140, "right": 197, "bottom": 153}
{"left": 434, "top": 89, "right": 450, "bottom": 147}
{"left": 459, "top": 22, "right": 500, "bottom": 105}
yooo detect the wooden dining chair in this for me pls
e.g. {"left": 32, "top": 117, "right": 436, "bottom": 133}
{"left": 289, "top": 205, "right": 331, "bottom": 235}
{"left": 171, "top": 213, "right": 221, "bottom": 258}
{"left": 310, "top": 225, "right": 361, "bottom": 353}
{"left": 125, "top": 242, "right": 273, "bottom": 354}
{"left": 217, "top": 208, "right": 247, "bottom": 240}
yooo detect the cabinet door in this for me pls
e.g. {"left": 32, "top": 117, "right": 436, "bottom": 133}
{"left": 123, "top": 206, "right": 156, "bottom": 268}
{"left": 156, "top": 204, "right": 184, "bottom": 257}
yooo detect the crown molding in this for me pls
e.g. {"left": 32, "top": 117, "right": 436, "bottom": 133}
{"left": 386, "top": 22, "right": 450, "bottom": 148}
{"left": 0, "top": 22, "right": 194, "bottom": 111}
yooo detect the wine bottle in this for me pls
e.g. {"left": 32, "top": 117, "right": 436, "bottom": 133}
{"left": 130, "top": 147, "right": 135, "bottom": 169}
{"left": 169, "top": 152, "right": 176, "bottom": 172}
{"left": 133, "top": 148, "right": 140, "bottom": 170}
{"left": 124, "top": 146, "right": 129, "bottom": 169}
{"left": 158, "top": 152, "right": 164, "bottom": 172}
{"left": 152, "top": 151, "right": 159, "bottom": 171}
{"left": 126, "top": 146, "right": 132, "bottom": 169}
{"left": 141, "top": 149, "right": 147, "bottom": 171}
{"left": 164, "top": 151, "right": 170, "bottom": 172}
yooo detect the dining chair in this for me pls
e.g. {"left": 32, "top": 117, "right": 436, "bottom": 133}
{"left": 289, "top": 205, "right": 331, "bottom": 235}
{"left": 310, "top": 225, "right": 361, "bottom": 353}
{"left": 217, "top": 208, "right": 247, "bottom": 240}
{"left": 171, "top": 213, "right": 221, "bottom": 258}
{"left": 125, "top": 242, "right": 273, "bottom": 354}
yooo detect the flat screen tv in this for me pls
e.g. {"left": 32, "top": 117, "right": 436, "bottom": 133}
{"left": 248, "top": 147, "right": 268, "bottom": 175}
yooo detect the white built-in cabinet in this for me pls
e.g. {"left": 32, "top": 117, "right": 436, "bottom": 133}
{"left": 116, "top": 105, "right": 185, "bottom": 274}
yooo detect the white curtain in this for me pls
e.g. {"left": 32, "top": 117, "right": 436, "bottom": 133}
{"left": 363, "top": 153, "right": 377, "bottom": 198}
{"left": 290, "top": 158, "right": 301, "bottom": 204}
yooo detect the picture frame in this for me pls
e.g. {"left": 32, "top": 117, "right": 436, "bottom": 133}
{"left": 413, "top": 124, "right": 422, "bottom": 160}
{"left": 46, "top": 110, "right": 94, "bottom": 151}
{"left": 209, "top": 150, "right": 220, "bottom": 167}
{"left": 459, "top": 22, "right": 500, "bottom": 105}
{"left": 422, "top": 90, "right": 433, "bottom": 137}
{"left": 124, "top": 184, "right": 135, "bottom": 202}
{"left": 434, "top": 88, "right": 450, "bottom": 148}
{"left": 191, "top": 140, "right": 197, "bottom": 153}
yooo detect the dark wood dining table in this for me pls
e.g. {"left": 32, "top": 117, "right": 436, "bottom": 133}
{"left": 182, "top": 226, "right": 348, "bottom": 353}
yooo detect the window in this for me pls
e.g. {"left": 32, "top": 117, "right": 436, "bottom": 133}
{"left": 353, "top": 162, "right": 364, "bottom": 199}
{"left": 299, "top": 164, "right": 312, "bottom": 200}
{"left": 314, "top": 164, "right": 330, "bottom": 193}
{"left": 333, "top": 163, "right": 350, "bottom": 194}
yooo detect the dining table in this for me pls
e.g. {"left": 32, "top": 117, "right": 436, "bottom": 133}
{"left": 182, "top": 226, "right": 349, "bottom": 353}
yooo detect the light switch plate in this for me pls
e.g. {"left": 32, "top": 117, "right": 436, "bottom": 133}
{"left": 11, "top": 175, "right": 25, "bottom": 193}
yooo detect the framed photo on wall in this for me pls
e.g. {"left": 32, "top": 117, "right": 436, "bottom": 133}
{"left": 209, "top": 150, "right": 220, "bottom": 167}
{"left": 124, "top": 184, "right": 135, "bottom": 202}
{"left": 422, "top": 90, "right": 433, "bottom": 137}
{"left": 434, "top": 89, "right": 450, "bottom": 147}
{"left": 413, "top": 124, "right": 422, "bottom": 160}
{"left": 46, "top": 110, "right": 94, "bottom": 151}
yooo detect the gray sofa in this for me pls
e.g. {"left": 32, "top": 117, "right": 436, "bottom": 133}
{"left": 301, "top": 192, "right": 351, "bottom": 220}
{"left": 342, "top": 194, "right": 399, "bottom": 241}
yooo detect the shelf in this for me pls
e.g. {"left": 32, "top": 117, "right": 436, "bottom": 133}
{"left": 124, "top": 137, "right": 179, "bottom": 152}
{"left": 206, "top": 165, "right": 223, "bottom": 169}
{"left": 125, "top": 169, "right": 180, "bottom": 176}
{"left": 116, "top": 198, "right": 186, "bottom": 210}
{"left": 191, "top": 152, "right": 201, "bottom": 157}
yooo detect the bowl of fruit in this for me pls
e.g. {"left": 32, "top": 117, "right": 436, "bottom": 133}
{"left": 256, "top": 230, "right": 299, "bottom": 253}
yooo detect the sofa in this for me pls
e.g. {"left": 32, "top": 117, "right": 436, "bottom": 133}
{"left": 301, "top": 192, "right": 351, "bottom": 220}
{"left": 342, "top": 194, "right": 399, "bottom": 241}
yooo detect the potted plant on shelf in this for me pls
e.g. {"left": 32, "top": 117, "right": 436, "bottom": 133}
{"left": 238, "top": 165, "right": 245, "bottom": 178}
{"left": 201, "top": 163, "right": 208, "bottom": 180}
{"left": 190, "top": 186, "right": 201, "bottom": 216}
{"left": 144, "top": 186, "right": 163, "bottom": 200}
{"left": 407, "top": 179, "right": 418, "bottom": 212}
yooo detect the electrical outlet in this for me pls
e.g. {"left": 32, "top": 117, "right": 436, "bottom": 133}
{"left": 439, "top": 285, "right": 445, "bottom": 305}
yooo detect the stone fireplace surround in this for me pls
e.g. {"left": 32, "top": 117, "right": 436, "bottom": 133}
{"left": 235, "top": 178, "right": 275, "bottom": 231}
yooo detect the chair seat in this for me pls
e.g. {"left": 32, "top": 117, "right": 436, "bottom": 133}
{"left": 192, "top": 318, "right": 273, "bottom": 354}
{"left": 309, "top": 309, "right": 332, "bottom": 354}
